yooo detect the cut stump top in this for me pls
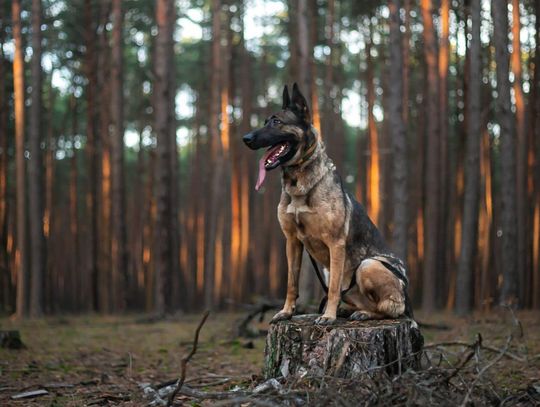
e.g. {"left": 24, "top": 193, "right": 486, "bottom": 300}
{"left": 263, "top": 314, "right": 423, "bottom": 380}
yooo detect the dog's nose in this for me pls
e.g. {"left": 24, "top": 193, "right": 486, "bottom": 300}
{"left": 243, "top": 132, "right": 255, "bottom": 146}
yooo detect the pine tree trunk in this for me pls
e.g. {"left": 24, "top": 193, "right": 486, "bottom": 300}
{"left": 204, "top": 0, "right": 222, "bottom": 309}
{"left": 420, "top": 0, "right": 440, "bottom": 312}
{"left": 84, "top": 0, "right": 99, "bottom": 312}
{"left": 28, "top": 0, "right": 44, "bottom": 317}
{"left": 365, "top": 27, "right": 380, "bottom": 230}
{"left": 0, "top": 5, "right": 11, "bottom": 312}
{"left": 12, "top": 0, "right": 28, "bottom": 319}
{"left": 388, "top": 0, "right": 407, "bottom": 262}
{"left": 533, "top": 0, "right": 540, "bottom": 308}
{"left": 456, "top": 0, "right": 481, "bottom": 315}
{"left": 492, "top": 0, "right": 518, "bottom": 305}
{"left": 111, "top": 0, "right": 128, "bottom": 311}
{"left": 511, "top": 0, "right": 527, "bottom": 305}
{"left": 264, "top": 316, "right": 423, "bottom": 379}
{"left": 154, "top": 0, "right": 175, "bottom": 314}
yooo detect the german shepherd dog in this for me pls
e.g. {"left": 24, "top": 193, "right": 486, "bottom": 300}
{"left": 243, "top": 84, "right": 413, "bottom": 325}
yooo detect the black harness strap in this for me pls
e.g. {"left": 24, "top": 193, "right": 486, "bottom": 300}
{"left": 309, "top": 254, "right": 413, "bottom": 317}
{"left": 308, "top": 254, "right": 357, "bottom": 314}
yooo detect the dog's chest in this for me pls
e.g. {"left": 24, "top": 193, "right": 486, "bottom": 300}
{"left": 284, "top": 194, "right": 320, "bottom": 239}
{"left": 286, "top": 195, "right": 314, "bottom": 221}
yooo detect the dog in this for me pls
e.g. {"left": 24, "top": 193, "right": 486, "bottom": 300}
{"left": 243, "top": 83, "right": 413, "bottom": 325}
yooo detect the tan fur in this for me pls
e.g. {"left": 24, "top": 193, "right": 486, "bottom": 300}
{"left": 250, "top": 93, "right": 408, "bottom": 324}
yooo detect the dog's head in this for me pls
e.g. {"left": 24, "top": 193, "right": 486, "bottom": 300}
{"left": 243, "top": 83, "right": 317, "bottom": 190}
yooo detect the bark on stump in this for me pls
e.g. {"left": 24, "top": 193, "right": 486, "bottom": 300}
{"left": 264, "top": 315, "right": 423, "bottom": 379}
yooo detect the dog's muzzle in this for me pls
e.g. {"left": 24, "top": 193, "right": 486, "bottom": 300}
{"left": 243, "top": 132, "right": 256, "bottom": 149}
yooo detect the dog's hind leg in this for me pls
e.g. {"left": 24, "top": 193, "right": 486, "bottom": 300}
{"left": 350, "top": 259, "right": 406, "bottom": 320}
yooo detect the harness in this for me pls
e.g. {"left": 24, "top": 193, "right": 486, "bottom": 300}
{"left": 309, "top": 254, "right": 411, "bottom": 315}
{"left": 308, "top": 254, "right": 357, "bottom": 314}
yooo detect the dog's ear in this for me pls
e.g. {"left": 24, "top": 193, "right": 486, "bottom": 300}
{"left": 282, "top": 85, "right": 291, "bottom": 109}
{"left": 291, "top": 83, "right": 311, "bottom": 124}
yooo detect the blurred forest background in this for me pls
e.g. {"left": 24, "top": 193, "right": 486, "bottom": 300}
{"left": 0, "top": 0, "right": 539, "bottom": 318}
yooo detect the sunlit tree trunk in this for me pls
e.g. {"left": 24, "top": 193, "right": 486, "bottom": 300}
{"left": 456, "top": 0, "right": 481, "bottom": 315}
{"left": 478, "top": 128, "right": 493, "bottom": 310}
{"left": 492, "top": 0, "right": 518, "bottom": 305}
{"left": 366, "top": 26, "right": 380, "bottom": 227}
{"left": 97, "top": 2, "right": 111, "bottom": 312}
{"left": 12, "top": 0, "right": 28, "bottom": 319}
{"left": 388, "top": 0, "right": 407, "bottom": 261}
{"left": 239, "top": 42, "right": 252, "bottom": 302}
{"left": 111, "top": 0, "right": 128, "bottom": 311}
{"left": 511, "top": 0, "right": 527, "bottom": 303}
{"left": 204, "top": 0, "right": 222, "bottom": 309}
{"left": 420, "top": 0, "right": 440, "bottom": 311}
{"left": 216, "top": 7, "right": 232, "bottom": 305}
{"left": 438, "top": 0, "right": 450, "bottom": 295}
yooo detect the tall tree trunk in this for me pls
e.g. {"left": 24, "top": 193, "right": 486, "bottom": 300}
{"left": 44, "top": 77, "right": 56, "bottom": 313}
{"left": 492, "top": 0, "right": 518, "bottom": 305}
{"left": 166, "top": 5, "right": 180, "bottom": 311}
{"left": 0, "top": 3, "right": 11, "bottom": 312}
{"left": 420, "top": 0, "right": 439, "bottom": 311}
{"left": 154, "top": 0, "right": 175, "bottom": 314}
{"left": 204, "top": 0, "right": 222, "bottom": 309}
{"left": 438, "top": 0, "right": 450, "bottom": 299}
{"left": 532, "top": 0, "right": 540, "bottom": 308}
{"left": 98, "top": 25, "right": 111, "bottom": 312}
{"left": 296, "top": 0, "right": 316, "bottom": 304}
{"left": 12, "top": 0, "right": 28, "bottom": 318}
{"left": 388, "top": 0, "right": 407, "bottom": 261}
{"left": 456, "top": 0, "right": 481, "bottom": 315}
{"left": 111, "top": 0, "right": 128, "bottom": 311}
{"left": 84, "top": 0, "right": 100, "bottom": 312}
{"left": 366, "top": 26, "right": 380, "bottom": 227}
{"left": 28, "top": 0, "right": 44, "bottom": 317}
{"left": 239, "top": 41, "right": 252, "bottom": 303}
{"left": 511, "top": 0, "right": 526, "bottom": 304}
{"left": 296, "top": 0, "right": 311, "bottom": 102}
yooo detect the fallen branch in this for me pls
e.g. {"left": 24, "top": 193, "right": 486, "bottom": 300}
{"left": 459, "top": 334, "right": 513, "bottom": 407}
{"left": 424, "top": 339, "right": 525, "bottom": 362}
{"left": 166, "top": 310, "right": 210, "bottom": 407}
{"left": 235, "top": 301, "right": 280, "bottom": 338}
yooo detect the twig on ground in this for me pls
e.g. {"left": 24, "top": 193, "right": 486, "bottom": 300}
{"left": 424, "top": 339, "right": 525, "bottom": 362}
{"left": 166, "top": 310, "right": 210, "bottom": 407}
{"left": 459, "top": 334, "right": 513, "bottom": 407}
{"left": 236, "top": 302, "right": 280, "bottom": 338}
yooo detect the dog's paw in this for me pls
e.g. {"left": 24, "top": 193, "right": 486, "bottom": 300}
{"left": 314, "top": 315, "right": 337, "bottom": 325}
{"left": 349, "top": 311, "right": 373, "bottom": 321}
{"left": 270, "top": 310, "right": 293, "bottom": 324}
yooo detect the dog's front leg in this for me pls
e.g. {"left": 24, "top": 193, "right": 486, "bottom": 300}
{"left": 315, "top": 241, "right": 345, "bottom": 325}
{"left": 271, "top": 237, "right": 303, "bottom": 323}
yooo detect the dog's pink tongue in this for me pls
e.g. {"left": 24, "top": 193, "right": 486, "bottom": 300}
{"left": 256, "top": 156, "right": 267, "bottom": 191}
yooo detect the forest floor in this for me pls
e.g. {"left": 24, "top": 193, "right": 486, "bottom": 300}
{"left": 1, "top": 309, "right": 539, "bottom": 406}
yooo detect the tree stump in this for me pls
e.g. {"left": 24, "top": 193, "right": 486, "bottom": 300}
{"left": 0, "top": 330, "right": 24, "bottom": 349}
{"left": 264, "top": 315, "right": 423, "bottom": 379}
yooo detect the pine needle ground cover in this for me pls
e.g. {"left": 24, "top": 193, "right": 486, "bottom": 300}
{"left": 1, "top": 311, "right": 539, "bottom": 406}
